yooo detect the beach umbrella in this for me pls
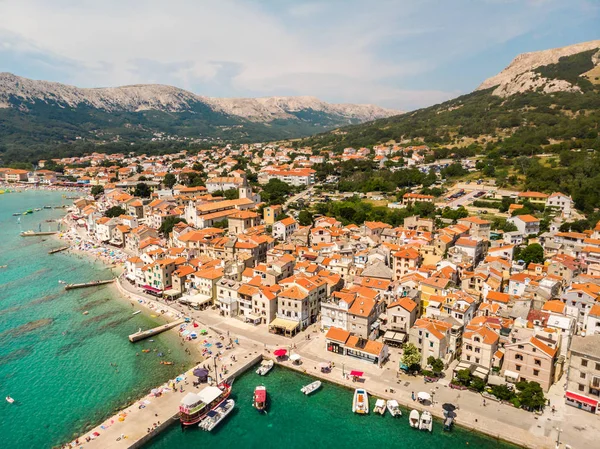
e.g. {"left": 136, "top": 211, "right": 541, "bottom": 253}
{"left": 417, "top": 391, "right": 431, "bottom": 402}
{"left": 442, "top": 403, "right": 456, "bottom": 412}
{"left": 349, "top": 370, "right": 364, "bottom": 377}
{"left": 200, "top": 329, "right": 208, "bottom": 334}
{"left": 273, "top": 348, "right": 287, "bottom": 357}
{"left": 289, "top": 354, "right": 301, "bottom": 362}
{"left": 193, "top": 368, "right": 209, "bottom": 378}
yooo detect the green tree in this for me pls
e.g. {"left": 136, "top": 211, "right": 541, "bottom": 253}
{"left": 91, "top": 185, "right": 104, "bottom": 197}
{"left": 261, "top": 179, "right": 292, "bottom": 205}
{"left": 471, "top": 377, "right": 486, "bottom": 392}
{"left": 427, "top": 356, "right": 445, "bottom": 374}
{"left": 134, "top": 182, "right": 151, "bottom": 198}
{"left": 491, "top": 385, "right": 516, "bottom": 401}
{"left": 104, "top": 206, "right": 125, "bottom": 218}
{"left": 516, "top": 243, "right": 544, "bottom": 264}
{"left": 159, "top": 216, "right": 187, "bottom": 236}
{"left": 223, "top": 188, "right": 239, "bottom": 200}
{"left": 298, "top": 210, "right": 313, "bottom": 226}
{"left": 455, "top": 369, "right": 472, "bottom": 387}
{"left": 516, "top": 381, "right": 546, "bottom": 411}
{"left": 401, "top": 343, "right": 421, "bottom": 371}
{"left": 213, "top": 219, "right": 228, "bottom": 229}
{"left": 163, "top": 173, "right": 177, "bottom": 189}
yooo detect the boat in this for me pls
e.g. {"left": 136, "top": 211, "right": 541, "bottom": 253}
{"left": 160, "top": 361, "right": 173, "bottom": 365}
{"left": 386, "top": 400, "right": 402, "bottom": 417}
{"left": 300, "top": 381, "right": 321, "bottom": 395}
{"left": 253, "top": 386, "right": 267, "bottom": 412}
{"left": 0, "top": 265, "right": 7, "bottom": 269}
{"left": 6, "top": 396, "right": 14, "bottom": 404}
{"left": 142, "top": 349, "right": 151, "bottom": 353}
{"left": 12, "top": 213, "right": 20, "bottom": 216}
{"left": 34, "top": 208, "right": 41, "bottom": 211}
{"left": 199, "top": 399, "right": 235, "bottom": 431}
{"left": 352, "top": 388, "right": 369, "bottom": 414}
{"left": 179, "top": 382, "right": 232, "bottom": 427}
{"left": 256, "top": 359, "right": 274, "bottom": 376}
{"left": 44, "top": 206, "right": 52, "bottom": 209}
{"left": 58, "top": 280, "right": 67, "bottom": 284}
{"left": 409, "top": 410, "right": 420, "bottom": 428}
{"left": 82, "top": 311, "right": 89, "bottom": 315}
{"left": 132, "top": 310, "right": 141, "bottom": 316}
{"left": 26, "top": 209, "right": 33, "bottom": 214}
{"left": 444, "top": 416, "right": 454, "bottom": 431}
{"left": 419, "top": 410, "right": 433, "bottom": 432}
{"left": 374, "top": 399, "right": 386, "bottom": 415}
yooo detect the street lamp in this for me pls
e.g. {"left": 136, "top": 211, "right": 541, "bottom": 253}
{"left": 555, "top": 427, "right": 562, "bottom": 449}
{"left": 431, "top": 388, "right": 435, "bottom": 405}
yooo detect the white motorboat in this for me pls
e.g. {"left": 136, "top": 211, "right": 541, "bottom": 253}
{"left": 386, "top": 399, "right": 402, "bottom": 417}
{"left": 409, "top": 409, "right": 420, "bottom": 428}
{"left": 256, "top": 359, "right": 274, "bottom": 376}
{"left": 198, "top": 399, "right": 235, "bottom": 431}
{"left": 419, "top": 410, "right": 433, "bottom": 432}
{"left": 352, "top": 388, "right": 369, "bottom": 414}
{"left": 132, "top": 310, "right": 141, "bottom": 316}
{"left": 374, "top": 399, "right": 386, "bottom": 415}
{"left": 6, "top": 396, "right": 15, "bottom": 404}
{"left": 301, "top": 380, "right": 322, "bottom": 395}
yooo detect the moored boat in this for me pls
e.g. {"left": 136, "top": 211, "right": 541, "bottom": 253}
{"left": 300, "top": 380, "right": 321, "bottom": 395}
{"left": 386, "top": 400, "right": 402, "bottom": 417}
{"left": 256, "top": 359, "right": 274, "bottom": 376}
{"left": 419, "top": 410, "right": 433, "bottom": 432}
{"left": 199, "top": 399, "right": 235, "bottom": 431}
{"left": 132, "top": 310, "right": 141, "bottom": 316}
{"left": 179, "top": 382, "right": 232, "bottom": 427}
{"left": 374, "top": 399, "right": 386, "bottom": 415}
{"left": 254, "top": 386, "right": 267, "bottom": 412}
{"left": 6, "top": 396, "right": 14, "bottom": 404}
{"left": 352, "top": 388, "right": 369, "bottom": 414}
{"left": 409, "top": 409, "right": 420, "bottom": 428}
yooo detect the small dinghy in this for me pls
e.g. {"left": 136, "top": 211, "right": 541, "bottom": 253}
{"left": 199, "top": 399, "right": 235, "bottom": 431}
{"left": 386, "top": 399, "right": 402, "bottom": 417}
{"left": 300, "top": 381, "right": 321, "bottom": 395}
{"left": 419, "top": 410, "right": 433, "bottom": 432}
{"left": 374, "top": 399, "right": 386, "bottom": 415}
{"left": 6, "top": 396, "right": 15, "bottom": 404}
{"left": 132, "top": 310, "right": 141, "bottom": 316}
{"left": 409, "top": 409, "right": 420, "bottom": 428}
{"left": 256, "top": 359, "right": 274, "bottom": 376}
{"left": 352, "top": 389, "right": 369, "bottom": 414}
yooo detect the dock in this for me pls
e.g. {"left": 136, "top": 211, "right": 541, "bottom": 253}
{"left": 65, "top": 279, "right": 115, "bottom": 290}
{"left": 20, "top": 231, "right": 58, "bottom": 237}
{"left": 49, "top": 246, "right": 70, "bottom": 254}
{"left": 128, "top": 319, "right": 185, "bottom": 343}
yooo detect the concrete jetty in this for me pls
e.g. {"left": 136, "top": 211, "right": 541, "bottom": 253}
{"left": 20, "top": 231, "right": 58, "bottom": 237}
{"left": 65, "top": 279, "right": 115, "bottom": 290}
{"left": 48, "top": 245, "right": 70, "bottom": 254}
{"left": 128, "top": 319, "right": 186, "bottom": 343}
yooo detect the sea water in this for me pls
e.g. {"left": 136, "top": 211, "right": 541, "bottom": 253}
{"left": 148, "top": 365, "right": 519, "bottom": 449}
{"left": 0, "top": 190, "right": 191, "bottom": 447}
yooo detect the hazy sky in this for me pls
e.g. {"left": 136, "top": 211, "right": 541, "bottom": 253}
{"left": 0, "top": 0, "right": 598, "bottom": 111}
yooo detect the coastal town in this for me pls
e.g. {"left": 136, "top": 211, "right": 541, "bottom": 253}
{"left": 2, "top": 142, "right": 600, "bottom": 448}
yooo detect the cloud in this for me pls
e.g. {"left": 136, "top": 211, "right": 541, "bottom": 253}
{"left": 0, "top": 0, "right": 596, "bottom": 110}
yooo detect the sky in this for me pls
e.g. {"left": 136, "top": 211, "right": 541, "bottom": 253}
{"left": 0, "top": 0, "right": 598, "bottom": 111}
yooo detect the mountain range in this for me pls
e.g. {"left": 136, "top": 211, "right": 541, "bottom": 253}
{"left": 303, "top": 40, "right": 600, "bottom": 156}
{"left": 0, "top": 72, "right": 397, "bottom": 149}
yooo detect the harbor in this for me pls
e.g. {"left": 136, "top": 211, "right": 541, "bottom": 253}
{"left": 20, "top": 230, "right": 58, "bottom": 237}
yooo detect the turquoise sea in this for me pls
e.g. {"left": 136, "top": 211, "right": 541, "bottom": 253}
{"left": 148, "top": 365, "right": 518, "bottom": 449}
{"left": 0, "top": 190, "right": 191, "bottom": 448}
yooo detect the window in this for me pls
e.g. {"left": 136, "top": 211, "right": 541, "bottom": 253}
{"left": 534, "top": 359, "right": 541, "bottom": 366}
{"left": 580, "top": 372, "right": 586, "bottom": 379}
{"left": 533, "top": 369, "right": 539, "bottom": 376}
{"left": 466, "top": 355, "right": 471, "bottom": 361}
{"left": 596, "top": 363, "right": 600, "bottom": 371}
{"left": 475, "top": 358, "right": 480, "bottom": 364}
{"left": 515, "top": 354, "right": 523, "bottom": 361}
{"left": 515, "top": 365, "right": 521, "bottom": 371}
{"left": 582, "top": 359, "right": 588, "bottom": 367}
{"left": 579, "top": 384, "right": 585, "bottom": 392}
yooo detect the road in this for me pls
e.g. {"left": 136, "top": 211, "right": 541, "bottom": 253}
{"left": 284, "top": 185, "right": 315, "bottom": 207}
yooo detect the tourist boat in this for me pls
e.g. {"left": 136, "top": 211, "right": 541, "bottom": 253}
{"left": 386, "top": 400, "right": 402, "bottom": 417}
{"left": 179, "top": 382, "right": 232, "bottom": 427}
{"left": 301, "top": 381, "right": 321, "bottom": 395}
{"left": 0, "top": 265, "right": 7, "bottom": 269}
{"left": 132, "top": 310, "right": 141, "bottom": 316}
{"left": 198, "top": 399, "right": 235, "bottom": 431}
{"left": 6, "top": 396, "right": 14, "bottom": 404}
{"left": 409, "top": 410, "right": 420, "bottom": 428}
{"left": 352, "top": 388, "right": 369, "bottom": 414}
{"left": 374, "top": 399, "right": 386, "bottom": 415}
{"left": 419, "top": 410, "right": 433, "bottom": 432}
{"left": 253, "top": 386, "right": 267, "bottom": 412}
{"left": 256, "top": 359, "right": 274, "bottom": 376}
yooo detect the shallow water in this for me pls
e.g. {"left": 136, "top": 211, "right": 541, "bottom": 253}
{"left": 0, "top": 190, "right": 191, "bottom": 447}
{"left": 148, "top": 365, "right": 519, "bottom": 449}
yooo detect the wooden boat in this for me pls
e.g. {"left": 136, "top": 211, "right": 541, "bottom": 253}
{"left": 374, "top": 399, "right": 386, "bottom": 415}
{"left": 254, "top": 386, "right": 267, "bottom": 412}
{"left": 419, "top": 410, "right": 433, "bottom": 432}
{"left": 352, "top": 388, "right": 369, "bottom": 414}
{"left": 409, "top": 409, "right": 420, "bottom": 428}
{"left": 386, "top": 400, "right": 402, "bottom": 417}
{"left": 256, "top": 359, "right": 274, "bottom": 376}
{"left": 300, "top": 381, "right": 321, "bottom": 395}
{"left": 6, "top": 396, "right": 14, "bottom": 404}
{"left": 199, "top": 399, "right": 235, "bottom": 431}
{"left": 179, "top": 382, "right": 232, "bottom": 427}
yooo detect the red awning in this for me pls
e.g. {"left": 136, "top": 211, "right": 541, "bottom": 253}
{"left": 255, "top": 388, "right": 266, "bottom": 402}
{"left": 143, "top": 285, "right": 162, "bottom": 293}
{"left": 349, "top": 370, "right": 364, "bottom": 377}
{"left": 566, "top": 391, "right": 598, "bottom": 407}
{"left": 273, "top": 349, "right": 287, "bottom": 357}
